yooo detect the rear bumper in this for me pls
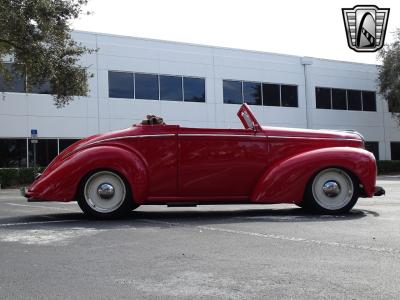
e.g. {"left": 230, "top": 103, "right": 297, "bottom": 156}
{"left": 374, "top": 186, "right": 385, "bottom": 196}
{"left": 21, "top": 186, "right": 46, "bottom": 202}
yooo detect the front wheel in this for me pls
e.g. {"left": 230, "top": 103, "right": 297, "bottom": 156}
{"left": 304, "top": 168, "right": 359, "bottom": 214}
{"left": 78, "top": 170, "right": 134, "bottom": 218}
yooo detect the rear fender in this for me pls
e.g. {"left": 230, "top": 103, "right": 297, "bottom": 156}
{"left": 29, "top": 146, "right": 148, "bottom": 204}
{"left": 251, "top": 147, "right": 376, "bottom": 204}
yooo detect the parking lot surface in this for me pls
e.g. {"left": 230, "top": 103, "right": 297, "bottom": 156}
{"left": 0, "top": 177, "right": 400, "bottom": 299}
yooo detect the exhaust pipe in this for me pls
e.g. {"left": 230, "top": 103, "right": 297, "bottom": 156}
{"left": 374, "top": 186, "right": 385, "bottom": 196}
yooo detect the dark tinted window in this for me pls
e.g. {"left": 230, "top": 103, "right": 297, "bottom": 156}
{"left": 243, "top": 82, "right": 261, "bottom": 105}
{"left": 29, "top": 139, "right": 58, "bottom": 167}
{"left": 347, "top": 90, "right": 362, "bottom": 111}
{"left": 332, "top": 88, "right": 347, "bottom": 110}
{"left": 30, "top": 81, "right": 52, "bottom": 94}
{"left": 365, "top": 141, "right": 379, "bottom": 160}
{"left": 362, "top": 91, "right": 376, "bottom": 111}
{"left": 0, "top": 63, "right": 26, "bottom": 93}
{"left": 135, "top": 73, "right": 159, "bottom": 100}
{"left": 183, "top": 77, "right": 205, "bottom": 102}
{"left": 389, "top": 99, "right": 400, "bottom": 112}
{"left": 59, "top": 139, "right": 80, "bottom": 152}
{"left": 263, "top": 83, "right": 280, "bottom": 106}
{"left": 281, "top": 85, "right": 298, "bottom": 107}
{"left": 0, "top": 139, "right": 27, "bottom": 168}
{"left": 160, "top": 75, "right": 182, "bottom": 101}
{"left": 108, "top": 71, "right": 134, "bottom": 98}
{"left": 316, "top": 87, "right": 331, "bottom": 109}
{"left": 223, "top": 80, "right": 242, "bottom": 104}
{"left": 391, "top": 142, "right": 400, "bottom": 160}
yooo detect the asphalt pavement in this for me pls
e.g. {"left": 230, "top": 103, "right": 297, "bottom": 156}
{"left": 0, "top": 177, "right": 399, "bottom": 299}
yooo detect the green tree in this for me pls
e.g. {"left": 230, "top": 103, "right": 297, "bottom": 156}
{"left": 0, "top": 0, "right": 94, "bottom": 107}
{"left": 378, "top": 29, "right": 400, "bottom": 123}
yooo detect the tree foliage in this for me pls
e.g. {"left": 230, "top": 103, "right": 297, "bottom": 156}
{"left": 0, "top": 0, "right": 93, "bottom": 107}
{"left": 378, "top": 29, "right": 400, "bottom": 123}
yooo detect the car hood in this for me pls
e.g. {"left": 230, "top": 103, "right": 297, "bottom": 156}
{"left": 262, "top": 126, "right": 363, "bottom": 141}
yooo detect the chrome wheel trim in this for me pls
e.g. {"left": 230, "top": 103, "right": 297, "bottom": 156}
{"left": 84, "top": 171, "right": 126, "bottom": 213}
{"left": 322, "top": 181, "right": 341, "bottom": 197}
{"left": 312, "top": 168, "right": 354, "bottom": 211}
{"left": 97, "top": 183, "right": 115, "bottom": 199}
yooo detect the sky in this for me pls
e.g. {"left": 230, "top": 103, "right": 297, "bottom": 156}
{"left": 72, "top": 0, "right": 400, "bottom": 65}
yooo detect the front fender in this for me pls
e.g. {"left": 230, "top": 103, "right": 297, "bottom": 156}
{"left": 27, "top": 145, "right": 148, "bottom": 204}
{"left": 251, "top": 147, "right": 376, "bottom": 204}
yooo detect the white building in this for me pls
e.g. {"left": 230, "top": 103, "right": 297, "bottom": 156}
{"left": 0, "top": 30, "right": 399, "bottom": 167}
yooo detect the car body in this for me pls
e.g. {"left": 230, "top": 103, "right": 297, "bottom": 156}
{"left": 25, "top": 104, "right": 384, "bottom": 217}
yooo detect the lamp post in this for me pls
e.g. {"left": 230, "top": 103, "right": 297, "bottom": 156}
{"left": 30, "top": 129, "right": 38, "bottom": 176}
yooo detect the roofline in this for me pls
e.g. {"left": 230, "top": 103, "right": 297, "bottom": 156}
{"left": 72, "top": 29, "right": 380, "bottom": 67}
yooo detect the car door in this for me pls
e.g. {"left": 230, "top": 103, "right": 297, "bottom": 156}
{"left": 178, "top": 127, "right": 269, "bottom": 200}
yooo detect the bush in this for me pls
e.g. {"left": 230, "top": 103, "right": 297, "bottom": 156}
{"left": 377, "top": 160, "right": 400, "bottom": 175}
{"left": 0, "top": 168, "right": 43, "bottom": 188}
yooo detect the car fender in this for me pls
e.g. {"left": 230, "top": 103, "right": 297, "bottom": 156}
{"left": 29, "top": 145, "right": 148, "bottom": 204}
{"left": 251, "top": 147, "right": 376, "bottom": 204}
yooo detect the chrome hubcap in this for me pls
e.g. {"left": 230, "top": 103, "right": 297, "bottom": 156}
{"left": 322, "top": 181, "right": 341, "bottom": 197}
{"left": 311, "top": 168, "right": 354, "bottom": 211}
{"left": 84, "top": 171, "right": 126, "bottom": 213}
{"left": 97, "top": 183, "right": 115, "bottom": 199}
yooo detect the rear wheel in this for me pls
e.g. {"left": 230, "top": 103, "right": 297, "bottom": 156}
{"left": 304, "top": 168, "right": 359, "bottom": 214}
{"left": 78, "top": 170, "right": 134, "bottom": 218}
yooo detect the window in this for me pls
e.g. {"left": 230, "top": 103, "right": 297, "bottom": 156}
{"left": 108, "top": 71, "right": 134, "bottom": 99}
{"left": 59, "top": 139, "right": 80, "bottom": 152}
{"left": 30, "top": 81, "right": 52, "bottom": 94}
{"left": 263, "top": 83, "right": 280, "bottom": 106}
{"left": 0, "top": 63, "right": 26, "bottom": 93}
{"left": 365, "top": 142, "right": 379, "bottom": 160}
{"left": 28, "top": 139, "right": 58, "bottom": 167}
{"left": 332, "top": 88, "right": 347, "bottom": 110}
{"left": 388, "top": 100, "right": 400, "bottom": 113}
{"left": 108, "top": 71, "right": 207, "bottom": 103}
{"left": 0, "top": 139, "right": 27, "bottom": 168}
{"left": 183, "top": 77, "right": 205, "bottom": 102}
{"left": 281, "top": 85, "right": 298, "bottom": 107}
{"left": 362, "top": 91, "right": 376, "bottom": 111}
{"left": 243, "top": 82, "right": 261, "bottom": 105}
{"left": 391, "top": 142, "right": 400, "bottom": 160}
{"left": 224, "top": 80, "right": 298, "bottom": 107}
{"left": 316, "top": 87, "right": 331, "bottom": 109}
{"left": 160, "top": 75, "right": 182, "bottom": 101}
{"left": 347, "top": 90, "right": 362, "bottom": 111}
{"left": 135, "top": 73, "right": 159, "bottom": 100}
{"left": 316, "top": 87, "right": 376, "bottom": 112}
{"left": 223, "top": 80, "right": 242, "bottom": 104}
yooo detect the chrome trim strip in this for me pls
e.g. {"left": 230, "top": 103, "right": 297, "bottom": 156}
{"left": 179, "top": 134, "right": 267, "bottom": 138}
{"left": 84, "top": 134, "right": 176, "bottom": 147}
{"left": 268, "top": 135, "right": 361, "bottom": 142}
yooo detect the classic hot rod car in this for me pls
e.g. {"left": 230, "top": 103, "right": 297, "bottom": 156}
{"left": 25, "top": 104, "right": 384, "bottom": 218}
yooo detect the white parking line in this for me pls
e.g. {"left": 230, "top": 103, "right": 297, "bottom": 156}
{"left": 0, "top": 220, "right": 79, "bottom": 227}
{"left": 197, "top": 226, "right": 400, "bottom": 256}
{"left": 5, "top": 203, "right": 76, "bottom": 212}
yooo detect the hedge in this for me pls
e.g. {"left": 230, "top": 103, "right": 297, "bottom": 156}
{"left": 377, "top": 160, "right": 400, "bottom": 175}
{"left": 0, "top": 168, "right": 43, "bottom": 188}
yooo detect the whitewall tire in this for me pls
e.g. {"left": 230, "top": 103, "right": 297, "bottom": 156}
{"left": 78, "top": 170, "right": 134, "bottom": 218}
{"left": 304, "top": 168, "right": 359, "bottom": 214}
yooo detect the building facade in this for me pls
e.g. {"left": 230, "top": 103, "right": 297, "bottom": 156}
{"left": 1, "top": 30, "right": 399, "bottom": 167}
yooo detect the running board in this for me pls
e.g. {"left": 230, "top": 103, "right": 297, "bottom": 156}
{"left": 167, "top": 203, "right": 198, "bottom": 207}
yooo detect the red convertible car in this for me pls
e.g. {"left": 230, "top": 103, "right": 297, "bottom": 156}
{"left": 25, "top": 104, "right": 384, "bottom": 218}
